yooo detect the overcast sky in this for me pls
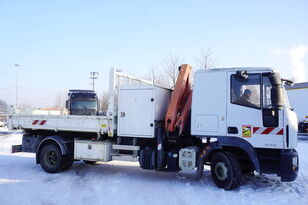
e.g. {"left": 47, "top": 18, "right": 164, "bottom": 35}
{"left": 0, "top": 0, "right": 307, "bottom": 107}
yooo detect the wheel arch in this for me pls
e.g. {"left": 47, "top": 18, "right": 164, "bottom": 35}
{"left": 36, "top": 136, "right": 72, "bottom": 164}
{"left": 203, "top": 137, "right": 261, "bottom": 173}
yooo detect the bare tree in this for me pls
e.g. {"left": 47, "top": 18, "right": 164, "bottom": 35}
{"left": 54, "top": 92, "right": 66, "bottom": 109}
{"left": 19, "top": 102, "right": 33, "bottom": 110}
{"left": 144, "top": 64, "right": 169, "bottom": 87}
{"left": 100, "top": 91, "right": 109, "bottom": 113}
{"left": 163, "top": 54, "right": 181, "bottom": 88}
{"left": 195, "top": 47, "right": 215, "bottom": 70}
{"left": 0, "top": 99, "right": 8, "bottom": 112}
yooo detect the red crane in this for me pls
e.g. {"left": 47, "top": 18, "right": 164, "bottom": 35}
{"left": 165, "top": 64, "right": 192, "bottom": 137}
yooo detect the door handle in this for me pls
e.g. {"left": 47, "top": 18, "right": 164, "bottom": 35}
{"left": 228, "top": 127, "right": 238, "bottom": 134}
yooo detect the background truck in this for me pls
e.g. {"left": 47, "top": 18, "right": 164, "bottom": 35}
{"left": 8, "top": 65, "right": 299, "bottom": 190}
{"left": 65, "top": 90, "right": 99, "bottom": 116}
{"left": 286, "top": 82, "right": 308, "bottom": 133}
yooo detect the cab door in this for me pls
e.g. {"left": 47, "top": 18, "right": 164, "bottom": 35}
{"left": 226, "top": 72, "right": 284, "bottom": 149}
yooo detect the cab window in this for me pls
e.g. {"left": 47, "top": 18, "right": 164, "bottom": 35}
{"left": 231, "top": 74, "right": 261, "bottom": 109}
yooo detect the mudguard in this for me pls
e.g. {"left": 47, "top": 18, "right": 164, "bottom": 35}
{"left": 196, "top": 137, "right": 261, "bottom": 180}
{"left": 36, "top": 135, "right": 73, "bottom": 164}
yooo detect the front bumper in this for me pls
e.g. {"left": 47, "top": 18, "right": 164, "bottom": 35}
{"left": 280, "top": 149, "right": 299, "bottom": 182}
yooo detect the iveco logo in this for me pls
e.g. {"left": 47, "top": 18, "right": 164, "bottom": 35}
{"left": 88, "top": 144, "right": 92, "bottom": 149}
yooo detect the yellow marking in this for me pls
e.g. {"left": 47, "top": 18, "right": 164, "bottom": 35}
{"left": 101, "top": 124, "right": 107, "bottom": 127}
{"left": 286, "top": 87, "right": 308, "bottom": 90}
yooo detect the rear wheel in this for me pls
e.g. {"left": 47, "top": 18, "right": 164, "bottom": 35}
{"left": 210, "top": 151, "right": 242, "bottom": 190}
{"left": 39, "top": 144, "right": 63, "bottom": 173}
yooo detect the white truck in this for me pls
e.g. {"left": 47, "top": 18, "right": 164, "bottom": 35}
{"left": 8, "top": 65, "right": 299, "bottom": 190}
{"left": 286, "top": 82, "right": 308, "bottom": 133}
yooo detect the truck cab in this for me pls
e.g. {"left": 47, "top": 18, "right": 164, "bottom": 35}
{"left": 65, "top": 90, "right": 99, "bottom": 116}
{"left": 192, "top": 67, "right": 298, "bottom": 185}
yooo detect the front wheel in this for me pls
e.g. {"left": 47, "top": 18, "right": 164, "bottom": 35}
{"left": 39, "top": 144, "right": 63, "bottom": 173}
{"left": 210, "top": 151, "right": 242, "bottom": 190}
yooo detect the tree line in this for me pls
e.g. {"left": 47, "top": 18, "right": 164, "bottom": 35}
{"left": 107, "top": 48, "right": 216, "bottom": 112}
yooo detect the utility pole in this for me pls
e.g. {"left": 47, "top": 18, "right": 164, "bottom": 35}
{"left": 90, "top": 72, "right": 99, "bottom": 91}
{"left": 14, "top": 64, "right": 21, "bottom": 108}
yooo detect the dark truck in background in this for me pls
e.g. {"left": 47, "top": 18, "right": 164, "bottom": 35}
{"left": 65, "top": 90, "right": 99, "bottom": 116}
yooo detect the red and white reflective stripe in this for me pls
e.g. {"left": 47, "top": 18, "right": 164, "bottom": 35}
{"left": 32, "top": 120, "right": 47, "bottom": 126}
{"left": 253, "top": 127, "right": 283, "bottom": 135}
{"left": 32, "top": 120, "right": 39, "bottom": 125}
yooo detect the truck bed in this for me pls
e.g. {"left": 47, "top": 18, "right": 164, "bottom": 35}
{"left": 8, "top": 113, "right": 109, "bottom": 135}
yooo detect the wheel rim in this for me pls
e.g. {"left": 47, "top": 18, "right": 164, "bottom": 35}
{"left": 47, "top": 151, "right": 57, "bottom": 166}
{"left": 215, "top": 161, "right": 228, "bottom": 181}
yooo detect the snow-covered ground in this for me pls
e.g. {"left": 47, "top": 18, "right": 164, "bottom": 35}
{"left": 0, "top": 132, "right": 308, "bottom": 205}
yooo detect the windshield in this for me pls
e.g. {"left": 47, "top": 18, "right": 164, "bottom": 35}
{"left": 71, "top": 100, "right": 97, "bottom": 110}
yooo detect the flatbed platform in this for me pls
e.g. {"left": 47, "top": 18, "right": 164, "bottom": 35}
{"left": 8, "top": 113, "right": 109, "bottom": 135}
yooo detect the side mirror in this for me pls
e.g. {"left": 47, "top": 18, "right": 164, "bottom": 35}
{"left": 269, "top": 72, "right": 281, "bottom": 86}
{"left": 271, "top": 85, "right": 284, "bottom": 109}
{"left": 269, "top": 72, "right": 284, "bottom": 109}
{"left": 281, "top": 78, "right": 293, "bottom": 86}
{"left": 97, "top": 99, "right": 100, "bottom": 110}
{"left": 235, "top": 71, "right": 248, "bottom": 82}
{"left": 65, "top": 100, "right": 70, "bottom": 109}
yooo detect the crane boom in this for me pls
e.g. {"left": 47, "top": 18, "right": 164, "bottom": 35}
{"left": 165, "top": 64, "right": 192, "bottom": 137}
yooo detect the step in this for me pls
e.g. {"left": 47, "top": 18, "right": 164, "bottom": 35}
{"left": 112, "top": 144, "right": 140, "bottom": 151}
{"left": 111, "top": 153, "right": 139, "bottom": 162}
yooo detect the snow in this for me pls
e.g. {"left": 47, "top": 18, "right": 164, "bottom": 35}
{"left": 0, "top": 132, "right": 308, "bottom": 205}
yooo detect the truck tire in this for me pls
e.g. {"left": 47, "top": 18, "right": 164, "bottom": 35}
{"left": 83, "top": 160, "right": 98, "bottom": 165}
{"left": 210, "top": 151, "right": 242, "bottom": 190}
{"left": 39, "top": 144, "right": 63, "bottom": 173}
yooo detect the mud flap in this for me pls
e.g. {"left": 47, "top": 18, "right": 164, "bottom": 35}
{"left": 196, "top": 158, "right": 205, "bottom": 180}
{"left": 11, "top": 145, "right": 22, "bottom": 153}
{"left": 157, "top": 125, "right": 164, "bottom": 169}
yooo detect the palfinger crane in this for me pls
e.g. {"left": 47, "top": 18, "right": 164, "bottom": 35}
{"left": 165, "top": 64, "right": 192, "bottom": 138}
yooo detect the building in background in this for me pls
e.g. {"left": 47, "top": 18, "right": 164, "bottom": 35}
{"left": 286, "top": 82, "right": 308, "bottom": 133}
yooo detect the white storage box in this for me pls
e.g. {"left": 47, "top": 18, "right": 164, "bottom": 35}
{"left": 74, "top": 139, "right": 113, "bottom": 162}
{"left": 117, "top": 85, "right": 171, "bottom": 138}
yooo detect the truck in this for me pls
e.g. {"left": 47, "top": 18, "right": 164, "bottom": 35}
{"left": 65, "top": 89, "right": 99, "bottom": 116}
{"left": 8, "top": 65, "right": 299, "bottom": 190}
{"left": 286, "top": 82, "right": 308, "bottom": 133}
